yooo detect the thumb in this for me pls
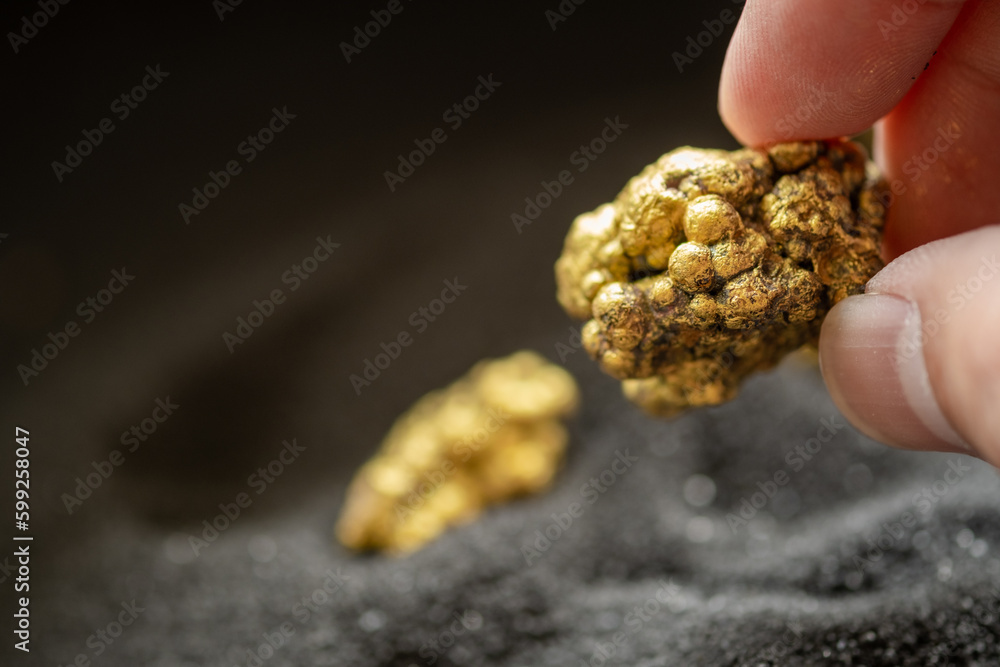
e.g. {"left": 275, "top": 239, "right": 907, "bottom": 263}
{"left": 818, "top": 225, "right": 1000, "bottom": 466}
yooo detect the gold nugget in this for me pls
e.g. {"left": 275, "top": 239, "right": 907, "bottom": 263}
{"left": 336, "top": 350, "right": 579, "bottom": 554}
{"left": 555, "top": 140, "right": 886, "bottom": 417}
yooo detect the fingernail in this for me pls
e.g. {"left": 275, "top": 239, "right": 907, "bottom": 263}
{"left": 818, "top": 293, "right": 969, "bottom": 452}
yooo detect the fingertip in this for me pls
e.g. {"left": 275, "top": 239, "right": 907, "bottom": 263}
{"left": 819, "top": 294, "right": 970, "bottom": 456}
{"left": 719, "top": 0, "right": 964, "bottom": 146}
{"left": 821, "top": 227, "right": 1000, "bottom": 467}
{"left": 718, "top": 29, "right": 761, "bottom": 147}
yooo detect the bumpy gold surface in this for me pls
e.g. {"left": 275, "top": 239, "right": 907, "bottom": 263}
{"left": 336, "top": 351, "right": 579, "bottom": 554}
{"left": 555, "top": 140, "right": 886, "bottom": 416}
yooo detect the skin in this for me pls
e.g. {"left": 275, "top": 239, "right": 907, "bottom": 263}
{"left": 719, "top": 0, "right": 1000, "bottom": 464}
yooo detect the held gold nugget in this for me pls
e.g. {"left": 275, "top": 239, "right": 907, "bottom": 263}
{"left": 555, "top": 140, "right": 886, "bottom": 416}
{"left": 337, "top": 140, "right": 885, "bottom": 554}
{"left": 337, "top": 351, "right": 579, "bottom": 554}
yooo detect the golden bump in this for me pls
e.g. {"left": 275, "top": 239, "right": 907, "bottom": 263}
{"left": 555, "top": 139, "right": 886, "bottom": 417}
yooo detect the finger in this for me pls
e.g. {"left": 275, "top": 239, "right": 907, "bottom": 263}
{"left": 877, "top": 0, "right": 1000, "bottom": 257}
{"left": 818, "top": 225, "right": 1000, "bottom": 466}
{"left": 718, "top": 0, "right": 966, "bottom": 146}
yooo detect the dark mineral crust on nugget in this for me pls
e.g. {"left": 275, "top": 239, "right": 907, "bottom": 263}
{"left": 555, "top": 139, "right": 886, "bottom": 416}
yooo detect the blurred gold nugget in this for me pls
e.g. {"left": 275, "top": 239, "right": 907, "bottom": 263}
{"left": 336, "top": 351, "right": 579, "bottom": 554}
{"left": 555, "top": 140, "right": 886, "bottom": 417}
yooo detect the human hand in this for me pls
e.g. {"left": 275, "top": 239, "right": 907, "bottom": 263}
{"left": 718, "top": 0, "right": 1000, "bottom": 464}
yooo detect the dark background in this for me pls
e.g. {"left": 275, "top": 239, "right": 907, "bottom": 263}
{"left": 4, "top": 1, "right": 1000, "bottom": 665}
{"left": 2, "top": 0, "right": 736, "bottom": 524}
